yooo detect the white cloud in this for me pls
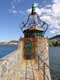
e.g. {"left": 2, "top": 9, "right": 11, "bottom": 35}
{"left": 8, "top": 8, "right": 25, "bottom": 15}
{"left": 9, "top": 0, "right": 25, "bottom": 15}
{"left": 40, "top": 15, "right": 52, "bottom": 24}
{"left": 45, "top": 4, "right": 52, "bottom": 8}
{"left": 52, "top": 1, "right": 60, "bottom": 17}
{"left": 8, "top": 8, "right": 18, "bottom": 14}
{"left": 12, "top": 10, "right": 17, "bottom": 14}
{"left": 33, "top": 3, "right": 38, "bottom": 7}
{"left": 50, "top": 30, "right": 56, "bottom": 34}
{"left": 12, "top": 0, "right": 23, "bottom": 3}
{"left": 27, "top": 0, "right": 60, "bottom": 37}
{"left": 50, "top": 29, "right": 60, "bottom": 34}
{"left": 53, "top": 0, "right": 60, "bottom": 3}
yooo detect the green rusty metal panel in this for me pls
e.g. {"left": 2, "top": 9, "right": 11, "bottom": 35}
{"left": 24, "top": 41, "right": 33, "bottom": 59}
{"left": 25, "top": 41, "right": 33, "bottom": 47}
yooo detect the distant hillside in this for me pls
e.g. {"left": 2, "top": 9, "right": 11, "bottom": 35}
{"left": 8, "top": 40, "right": 18, "bottom": 45}
{"left": 48, "top": 35, "right": 60, "bottom": 46}
{"left": 0, "top": 40, "right": 18, "bottom": 45}
{"left": 49, "top": 35, "right": 60, "bottom": 40}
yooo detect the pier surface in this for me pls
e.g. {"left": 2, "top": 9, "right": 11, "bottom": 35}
{"left": 0, "top": 49, "right": 51, "bottom": 80}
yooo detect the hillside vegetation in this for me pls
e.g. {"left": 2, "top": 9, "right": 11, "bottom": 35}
{"left": 48, "top": 35, "right": 60, "bottom": 46}
{"left": 48, "top": 40, "right": 60, "bottom": 46}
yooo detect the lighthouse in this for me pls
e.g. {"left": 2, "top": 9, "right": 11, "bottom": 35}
{"left": 18, "top": 4, "right": 51, "bottom": 80}
{"left": 19, "top": 4, "right": 48, "bottom": 60}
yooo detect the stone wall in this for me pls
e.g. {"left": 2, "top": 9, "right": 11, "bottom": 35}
{"left": 19, "top": 38, "right": 48, "bottom": 61}
{"left": 19, "top": 38, "right": 51, "bottom": 80}
{"left": 0, "top": 38, "right": 51, "bottom": 80}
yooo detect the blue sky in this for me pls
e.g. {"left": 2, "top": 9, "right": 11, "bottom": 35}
{"left": 0, "top": 0, "right": 60, "bottom": 41}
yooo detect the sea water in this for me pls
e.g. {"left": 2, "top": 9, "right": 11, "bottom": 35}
{"left": 0, "top": 45, "right": 18, "bottom": 58}
{"left": 49, "top": 47, "right": 60, "bottom": 79}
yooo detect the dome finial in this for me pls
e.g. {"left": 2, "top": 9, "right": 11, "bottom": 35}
{"left": 32, "top": 3, "right": 35, "bottom": 14}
